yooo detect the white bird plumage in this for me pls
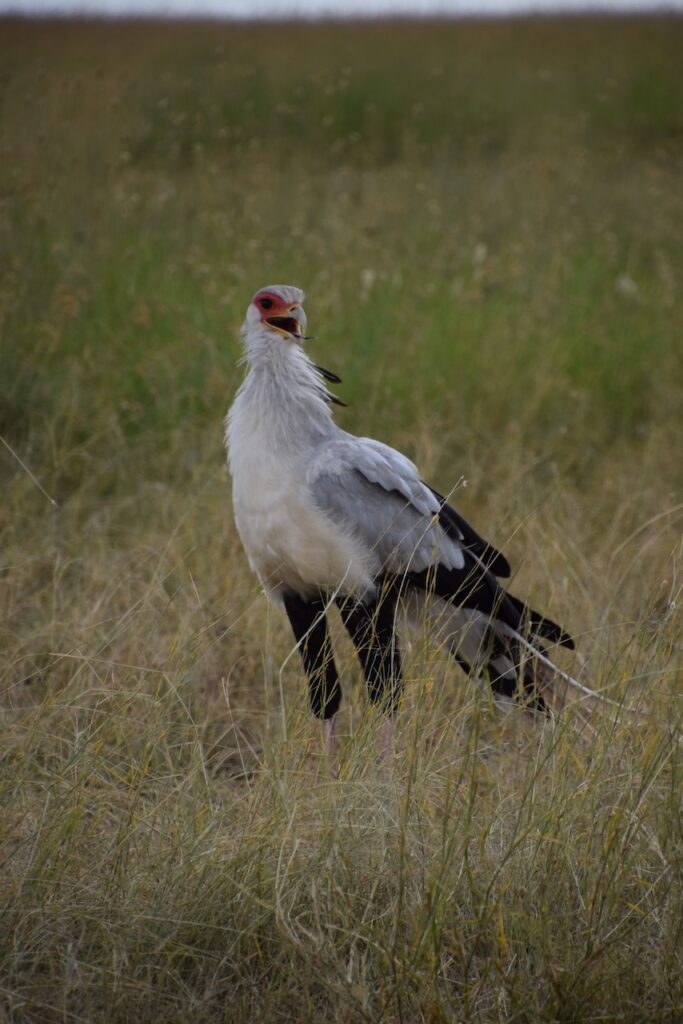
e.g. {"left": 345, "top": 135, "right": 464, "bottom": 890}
{"left": 227, "top": 286, "right": 373, "bottom": 601}
{"left": 226, "top": 284, "right": 601, "bottom": 758}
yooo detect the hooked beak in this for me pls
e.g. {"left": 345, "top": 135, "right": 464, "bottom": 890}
{"left": 263, "top": 306, "right": 309, "bottom": 342}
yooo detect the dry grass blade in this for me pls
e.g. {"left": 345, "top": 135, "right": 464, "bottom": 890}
{"left": 1, "top": 13, "right": 682, "bottom": 1024}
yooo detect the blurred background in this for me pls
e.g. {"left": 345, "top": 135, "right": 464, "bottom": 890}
{"left": 5, "top": 0, "right": 683, "bottom": 15}
{"left": 2, "top": 5, "right": 683, "bottom": 1021}
{"left": 2, "top": 5, "right": 682, "bottom": 737}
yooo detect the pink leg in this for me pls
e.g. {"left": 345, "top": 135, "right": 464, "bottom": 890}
{"left": 380, "top": 715, "right": 396, "bottom": 765}
{"left": 323, "top": 716, "right": 336, "bottom": 758}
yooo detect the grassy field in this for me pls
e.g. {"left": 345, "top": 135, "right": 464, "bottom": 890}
{"left": 1, "top": 14, "right": 682, "bottom": 1022}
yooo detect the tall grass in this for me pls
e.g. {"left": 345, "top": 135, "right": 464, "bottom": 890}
{"left": 1, "top": 15, "right": 682, "bottom": 1022}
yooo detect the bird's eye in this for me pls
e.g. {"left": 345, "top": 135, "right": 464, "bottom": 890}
{"left": 259, "top": 297, "right": 274, "bottom": 310}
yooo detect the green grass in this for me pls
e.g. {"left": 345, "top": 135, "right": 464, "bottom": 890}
{"left": 1, "top": 15, "right": 682, "bottom": 1022}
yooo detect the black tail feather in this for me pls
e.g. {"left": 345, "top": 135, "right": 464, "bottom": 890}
{"left": 407, "top": 560, "right": 523, "bottom": 636}
{"left": 428, "top": 487, "right": 511, "bottom": 578}
{"left": 476, "top": 625, "right": 551, "bottom": 712}
{"left": 405, "top": 552, "right": 573, "bottom": 654}
{"left": 504, "top": 592, "right": 574, "bottom": 649}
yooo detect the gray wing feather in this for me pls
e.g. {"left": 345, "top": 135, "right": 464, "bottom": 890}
{"left": 307, "top": 436, "right": 465, "bottom": 575}
{"left": 344, "top": 438, "right": 436, "bottom": 517}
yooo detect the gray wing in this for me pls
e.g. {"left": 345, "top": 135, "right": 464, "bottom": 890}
{"left": 307, "top": 435, "right": 465, "bottom": 576}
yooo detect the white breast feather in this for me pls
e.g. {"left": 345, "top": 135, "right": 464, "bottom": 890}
{"left": 226, "top": 350, "right": 374, "bottom": 602}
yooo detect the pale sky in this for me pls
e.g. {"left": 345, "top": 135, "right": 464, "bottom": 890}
{"left": 4, "top": 0, "right": 682, "bottom": 16}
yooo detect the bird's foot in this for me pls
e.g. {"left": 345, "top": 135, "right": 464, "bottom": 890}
{"left": 379, "top": 715, "right": 396, "bottom": 771}
{"left": 323, "top": 716, "right": 336, "bottom": 756}
{"left": 322, "top": 717, "right": 337, "bottom": 776}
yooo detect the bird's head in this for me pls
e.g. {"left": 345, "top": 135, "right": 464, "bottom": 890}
{"left": 242, "top": 284, "right": 308, "bottom": 346}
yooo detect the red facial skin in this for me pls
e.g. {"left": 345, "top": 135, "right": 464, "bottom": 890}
{"left": 252, "top": 291, "right": 298, "bottom": 322}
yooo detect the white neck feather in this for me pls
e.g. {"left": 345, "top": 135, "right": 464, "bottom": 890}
{"left": 226, "top": 324, "right": 336, "bottom": 465}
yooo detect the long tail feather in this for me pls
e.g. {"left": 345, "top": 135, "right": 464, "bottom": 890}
{"left": 513, "top": 631, "right": 650, "bottom": 724}
{"left": 404, "top": 590, "right": 648, "bottom": 731}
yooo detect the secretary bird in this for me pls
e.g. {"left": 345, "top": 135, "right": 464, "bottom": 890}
{"left": 226, "top": 284, "right": 598, "bottom": 758}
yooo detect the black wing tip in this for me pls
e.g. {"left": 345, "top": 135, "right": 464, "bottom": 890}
{"left": 531, "top": 610, "right": 575, "bottom": 650}
{"left": 489, "top": 552, "right": 511, "bottom": 578}
{"left": 541, "top": 626, "right": 575, "bottom": 650}
{"left": 501, "top": 591, "right": 575, "bottom": 650}
{"left": 428, "top": 485, "right": 511, "bottom": 578}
